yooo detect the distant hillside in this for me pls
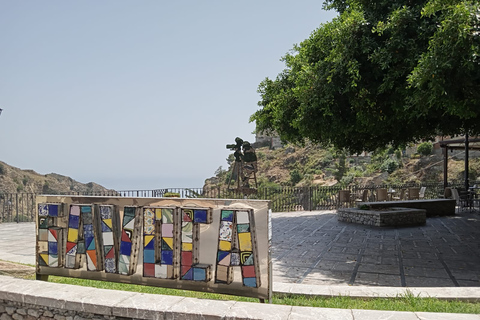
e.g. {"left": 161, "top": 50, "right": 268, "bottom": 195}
{"left": 205, "top": 142, "right": 480, "bottom": 189}
{"left": 0, "top": 161, "right": 113, "bottom": 194}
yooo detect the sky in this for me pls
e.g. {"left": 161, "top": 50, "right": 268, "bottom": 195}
{"left": 0, "top": 1, "right": 337, "bottom": 191}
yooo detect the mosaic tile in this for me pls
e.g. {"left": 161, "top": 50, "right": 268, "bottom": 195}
{"left": 65, "top": 255, "right": 76, "bottom": 268}
{"left": 183, "top": 209, "right": 193, "bottom": 222}
{"left": 162, "top": 238, "right": 174, "bottom": 250}
{"left": 82, "top": 212, "right": 93, "bottom": 225}
{"left": 243, "top": 277, "right": 257, "bottom": 287}
{"left": 219, "top": 240, "right": 231, "bottom": 251}
{"left": 48, "top": 254, "right": 58, "bottom": 267}
{"left": 237, "top": 224, "right": 250, "bottom": 233}
{"left": 86, "top": 237, "right": 96, "bottom": 250}
{"left": 47, "top": 229, "right": 57, "bottom": 242}
{"left": 238, "top": 233, "right": 252, "bottom": 251}
{"left": 161, "top": 250, "right": 173, "bottom": 265}
{"left": 243, "top": 253, "right": 255, "bottom": 266}
{"left": 242, "top": 265, "right": 256, "bottom": 278}
{"left": 144, "top": 263, "right": 155, "bottom": 277}
{"left": 155, "top": 208, "right": 162, "bottom": 220}
{"left": 144, "top": 235, "right": 154, "bottom": 249}
{"left": 219, "top": 221, "right": 233, "bottom": 241}
{"left": 66, "top": 242, "right": 77, "bottom": 255}
{"left": 38, "top": 229, "right": 48, "bottom": 241}
{"left": 48, "top": 204, "right": 58, "bottom": 217}
{"left": 240, "top": 252, "right": 253, "bottom": 265}
{"left": 105, "top": 257, "right": 116, "bottom": 273}
{"left": 67, "top": 228, "right": 78, "bottom": 243}
{"left": 193, "top": 267, "right": 206, "bottom": 281}
{"left": 162, "top": 223, "right": 173, "bottom": 237}
{"left": 39, "top": 254, "right": 48, "bottom": 266}
{"left": 181, "top": 266, "right": 193, "bottom": 280}
{"left": 236, "top": 211, "right": 249, "bottom": 224}
{"left": 39, "top": 218, "right": 49, "bottom": 229}
{"left": 182, "top": 231, "right": 193, "bottom": 243}
{"left": 144, "top": 249, "right": 155, "bottom": 263}
{"left": 38, "top": 241, "right": 48, "bottom": 253}
{"left": 162, "top": 209, "right": 173, "bottom": 223}
{"left": 194, "top": 210, "right": 207, "bottom": 223}
{"left": 103, "top": 238, "right": 115, "bottom": 253}
{"left": 221, "top": 210, "right": 233, "bottom": 222}
{"left": 144, "top": 208, "right": 154, "bottom": 218}
{"left": 38, "top": 204, "right": 48, "bottom": 216}
{"left": 181, "top": 251, "right": 193, "bottom": 266}
{"left": 215, "top": 265, "right": 230, "bottom": 283}
{"left": 104, "top": 246, "right": 114, "bottom": 259}
{"left": 231, "top": 252, "right": 241, "bottom": 266}
{"left": 81, "top": 206, "right": 92, "bottom": 213}
{"left": 68, "top": 215, "right": 80, "bottom": 229}
{"left": 121, "top": 230, "right": 132, "bottom": 242}
{"left": 70, "top": 205, "right": 80, "bottom": 216}
{"left": 218, "top": 253, "right": 231, "bottom": 266}
{"left": 155, "top": 264, "right": 168, "bottom": 278}
{"left": 120, "top": 241, "right": 132, "bottom": 256}
{"left": 182, "top": 242, "right": 193, "bottom": 251}
{"left": 48, "top": 242, "right": 58, "bottom": 255}
{"left": 100, "top": 206, "right": 112, "bottom": 219}
{"left": 77, "top": 241, "right": 86, "bottom": 254}
{"left": 86, "top": 250, "right": 97, "bottom": 270}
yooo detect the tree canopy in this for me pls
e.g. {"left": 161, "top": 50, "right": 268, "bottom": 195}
{"left": 250, "top": 0, "right": 480, "bottom": 154}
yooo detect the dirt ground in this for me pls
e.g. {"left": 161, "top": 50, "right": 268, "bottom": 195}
{"left": 0, "top": 260, "right": 35, "bottom": 278}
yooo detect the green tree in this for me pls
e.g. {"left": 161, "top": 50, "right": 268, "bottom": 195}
{"left": 417, "top": 141, "right": 433, "bottom": 156}
{"left": 251, "top": 0, "right": 480, "bottom": 153}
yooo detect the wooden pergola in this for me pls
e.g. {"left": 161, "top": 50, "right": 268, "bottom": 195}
{"left": 439, "top": 136, "right": 480, "bottom": 190}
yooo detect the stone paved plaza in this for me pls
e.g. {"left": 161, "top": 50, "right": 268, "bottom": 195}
{"left": 272, "top": 210, "right": 480, "bottom": 287}
{"left": 0, "top": 209, "right": 479, "bottom": 288}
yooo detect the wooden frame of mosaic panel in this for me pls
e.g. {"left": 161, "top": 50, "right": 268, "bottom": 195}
{"left": 36, "top": 196, "right": 271, "bottom": 300}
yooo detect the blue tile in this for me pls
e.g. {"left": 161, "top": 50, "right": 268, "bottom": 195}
{"left": 48, "top": 204, "right": 58, "bottom": 217}
{"left": 243, "top": 277, "right": 257, "bottom": 287}
{"left": 161, "top": 250, "right": 173, "bottom": 265}
{"left": 221, "top": 210, "right": 233, "bottom": 221}
{"left": 69, "top": 215, "right": 79, "bottom": 229}
{"left": 193, "top": 267, "right": 206, "bottom": 281}
{"left": 120, "top": 241, "right": 132, "bottom": 256}
{"left": 48, "top": 242, "right": 58, "bottom": 255}
{"left": 194, "top": 210, "right": 207, "bottom": 223}
{"left": 81, "top": 206, "right": 92, "bottom": 213}
{"left": 143, "top": 249, "right": 155, "bottom": 263}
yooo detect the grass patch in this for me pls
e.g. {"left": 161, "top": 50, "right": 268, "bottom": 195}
{"left": 39, "top": 276, "right": 480, "bottom": 314}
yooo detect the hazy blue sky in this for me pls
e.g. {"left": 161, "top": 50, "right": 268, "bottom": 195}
{"left": 0, "top": 1, "right": 337, "bottom": 191}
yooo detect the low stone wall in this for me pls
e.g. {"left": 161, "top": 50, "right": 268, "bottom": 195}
{"left": 337, "top": 207, "right": 426, "bottom": 227}
{"left": 361, "top": 199, "right": 455, "bottom": 217}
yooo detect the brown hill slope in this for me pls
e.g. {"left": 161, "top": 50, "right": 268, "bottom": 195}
{"left": 0, "top": 161, "right": 112, "bottom": 194}
{"left": 205, "top": 143, "right": 479, "bottom": 189}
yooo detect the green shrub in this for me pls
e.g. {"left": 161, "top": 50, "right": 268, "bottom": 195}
{"left": 417, "top": 142, "right": 433, "bottom": 156}
{"left": 290, "top": 169, "right": 303, "bottom": 185}
{"left": 164, "top": 192, "right": 180, "bottom": 197}
{"left": 380, "top": 158, "right": 398, "bottom": 174}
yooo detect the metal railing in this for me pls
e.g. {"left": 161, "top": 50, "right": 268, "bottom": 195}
{"left": 0, "top": 181, "right": 469, "bottom": 222}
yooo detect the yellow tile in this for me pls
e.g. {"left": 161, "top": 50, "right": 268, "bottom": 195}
{"left": 238, "top": 233, "right": 252, "bottom": 251}
{"left": 182, "top": 242, "right": 193, "bottom": 251}
{"left": 67, "top": 228, "right": 78, "bottom": 243}
{"left": 155, "top": 208, "right": 162, "bottom": 220}
{"left": 163, "top": 237, "right": 174, "bottom": 250}
{"left": 103, "top": 219, "right": 113, "bottom": 229}
{"left": 40, "top": 253, "right": 49, "bottom": 264}
{"left": 144, "top": 235, "right": 154, "bottom": 248}
{"left": 219, "top": 240, "right": 231, "bottom": 251}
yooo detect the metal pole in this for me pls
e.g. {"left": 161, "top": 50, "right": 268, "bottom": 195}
{"left": 465, "top": 133, "right": 470, "bottom": 192}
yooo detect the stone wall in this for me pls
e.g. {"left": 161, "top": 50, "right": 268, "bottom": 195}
{"left": 337, "top": 207, "right": 426, "bottom": 227}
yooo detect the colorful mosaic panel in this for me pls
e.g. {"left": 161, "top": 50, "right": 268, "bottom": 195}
{"left": 180, "top": 209, "right": 211, "bottom": 282}
{"left": 65, "top": 205, "right": 98, "bottom": 270}
{"left": 36, "top": 196, "right": 270, "bottom": 301}
{"left": 215, "top": 210, "right": 259, "bottom": 287}
{"left": 37, "top": 204, "right": 62, "bottom": 268}
{"left": 119, "top": 206, "right": 136, "bottom": 275}
{"left": 142, "top": 207, "right": 176, "bottom": 279}
{"left": 100, "top": 205, "right": 116, "bottom": 273}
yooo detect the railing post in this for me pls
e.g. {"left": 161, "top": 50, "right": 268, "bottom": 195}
{"left": 15, "top": 193, "right": 19, "bottom": 223}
